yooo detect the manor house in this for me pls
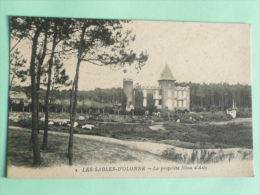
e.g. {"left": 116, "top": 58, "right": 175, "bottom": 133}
{"left": 123, "top": 64, "right": 190, "bottom": 111}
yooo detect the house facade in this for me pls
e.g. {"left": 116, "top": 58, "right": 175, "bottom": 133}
{"left": 9, "top": 91, "right": 28, "bottom": 104}
{"left": 123, "top": 64, "right": 190, "bottom": 111}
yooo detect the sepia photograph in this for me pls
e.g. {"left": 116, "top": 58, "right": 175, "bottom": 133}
{"left": 7, "top": 16, "right": 254, "bottom": 178}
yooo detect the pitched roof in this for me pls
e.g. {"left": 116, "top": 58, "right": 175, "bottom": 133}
{"left": 159, "top": 64, "right": 175, "bottom": 81}
{"left": 9, "top": 91, "right": 27, "bottom": 100}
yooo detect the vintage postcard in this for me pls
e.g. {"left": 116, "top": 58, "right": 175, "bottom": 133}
{"left": 7, "top": 16, "right": 254, "bottom": 178}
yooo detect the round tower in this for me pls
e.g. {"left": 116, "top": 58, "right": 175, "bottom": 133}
{"left": 158, "top": 64, "right": 176, "bottom": 110}
{"left": 123, "top": 78, "right": 134, "bottom": 106}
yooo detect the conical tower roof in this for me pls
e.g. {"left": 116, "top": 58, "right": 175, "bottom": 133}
{"left": 158, "top": 64, "right": 175, "bottom": 81}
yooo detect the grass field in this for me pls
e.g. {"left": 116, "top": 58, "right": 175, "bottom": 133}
{"left": 9, "top": 113, "right": 253, "bottom": 150}
{"left": 7, "top": 112, "right": 253, "bottom": 167}
{"left": 7, "top": 126, "right": 253, "bottom": 167}
{"left": 7, "top": 127, "right": 167, "bottom": 167}
{"left": 66, "top": 119, "right": 252, "bottom": 150}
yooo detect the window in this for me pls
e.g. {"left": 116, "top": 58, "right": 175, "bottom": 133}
{"left": 178, "top": 101, "right": 182, "bottom": 107}
{"left": 174, "top": 100, "right": 177, "bottom": 108}
{"left": 183, "top": 91, "right": 187, "bottom": 98}
{"left": 143, "top": 90, "right": 147, "bottom": 97}
{"left": 143, "top": 99, "right": 147, "bottom": 107}
{"left": 174, "top": 91, "right": 178, "bottom": 98}
{"left": 183, "top": 100, "right": 187, "bottom": 107}
{"left": 168, "top": 90, "right": 172, "bottom": 97}
{"left": 178, "top": 91, "right": 182, "bottom": 99}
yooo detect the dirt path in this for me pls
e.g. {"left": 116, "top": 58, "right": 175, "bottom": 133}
{"left": 9, "top": 126, "right": 175, "bottom": 156}
{"left": 9, "top": 126, "right": 173, "bottom": 163}
{"left": 9, "top": 125, "right": 253, "bottom": 164}
{"left": 201, "top": 118, "right": 252, "bottom": 125}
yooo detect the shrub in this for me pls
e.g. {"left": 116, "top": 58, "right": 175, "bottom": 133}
{"left": 193, "top": 106, "right": 205, "bottom": 113}
{"left": 200, "top": 112, "right": 233, "bottom": 121}
{"left": 236, "top": 110, "right": 252, "bottom": 118}
{"left": 10, "top": 118, "right": 45, "bottom": 129}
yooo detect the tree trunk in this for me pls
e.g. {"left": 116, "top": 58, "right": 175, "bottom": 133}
{"left": 42, "top": 23, "right": 58, "bottom": 150}
{"left": 9, "top": 73, "right": 16, "bottom": 90}
{"left": 29, "top": 27, "right": 42, "bottom": 167}
{"left": 68, "top": 63, "right": 79, "bottom": 165}
{"left": 68, "top": 25, "right": 87, "bottom": 165}
{"left": 29, "top": 26, "right": 48, "bottom": 145}
{"left": 36, "top": 29, "right": 48, "bottom": 132}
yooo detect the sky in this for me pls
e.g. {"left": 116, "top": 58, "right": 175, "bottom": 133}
{"left": 12, "top": 20, "right": 251, "bottom": 91}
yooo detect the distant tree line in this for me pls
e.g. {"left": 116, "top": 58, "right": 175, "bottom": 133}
{"left": 176, "top": 82, "right": 251, "bottom": 111}
{"left": 40, "top": 87, "right": 127, "bottom": 105}
{"left": 11, "top": 82, "right": 251, "bottom": 113}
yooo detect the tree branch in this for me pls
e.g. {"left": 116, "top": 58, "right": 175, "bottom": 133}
{"left": 10, "top": 36, "right": 23, "bottom": 52}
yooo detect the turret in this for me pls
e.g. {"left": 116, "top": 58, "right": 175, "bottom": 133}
{"left": 123, "top": 78, "right": 134, "bottom": 106}
{"left": 158, "top": 64, "right": 176, "bottom": 109}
